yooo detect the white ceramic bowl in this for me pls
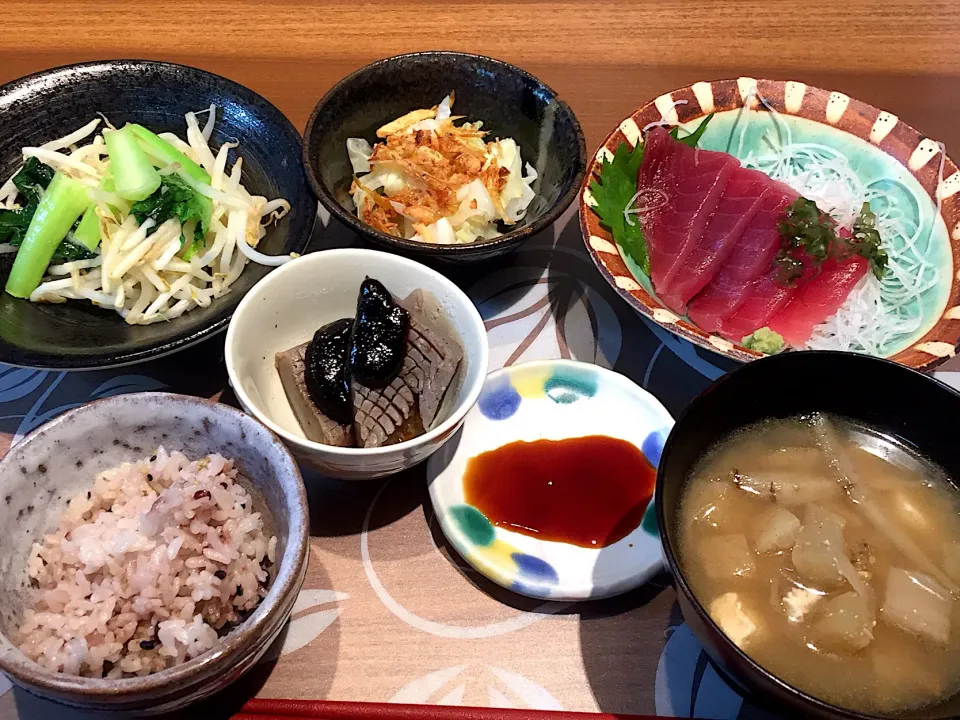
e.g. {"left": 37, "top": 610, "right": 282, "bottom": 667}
{"left": 225, "top": 249, "right": 489, "bottom": 480}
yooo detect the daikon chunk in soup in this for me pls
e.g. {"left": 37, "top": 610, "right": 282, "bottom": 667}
{"left": 678, "top": 414, "right": 960, "bottom": 714}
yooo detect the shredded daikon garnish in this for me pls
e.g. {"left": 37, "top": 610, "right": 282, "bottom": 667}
{"left": 2, "top": 107, "right": 293, "bottom": 324}
{"left": 641, "top": 99, "right": 689, "bottom": 135}
{"left": 623, "top": 188, "right": 669, "bottom": 227}
{"left": 733, "top": 96, "right": 941, "bottom": 354}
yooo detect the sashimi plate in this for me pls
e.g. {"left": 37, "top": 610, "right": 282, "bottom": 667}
{"left": 579, "top": 78, "right": 960, "bottom": 370}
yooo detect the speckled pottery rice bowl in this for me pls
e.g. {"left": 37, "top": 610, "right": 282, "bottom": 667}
{"left": 0, "top": 393, "right": 308, "bottom": 715}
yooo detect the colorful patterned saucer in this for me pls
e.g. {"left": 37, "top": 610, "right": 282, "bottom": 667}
{"left": 426, "top": 359, "right": 673, "bottom": 601}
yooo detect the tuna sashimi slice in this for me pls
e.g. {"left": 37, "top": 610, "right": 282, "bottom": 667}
{"left": 660, "top": 168, "right": 771, "bottom": 313}
{"left": 719, "top": 271, "right": 799, "bottom": 342}
{"left": 637, "top": 128, "right": 738, "bottom": 294}
{"left": 686, "top": 186, "right": 798, "bottom": 332}
{"left": 767, "top": 256, "right": 869, "bottom": 347}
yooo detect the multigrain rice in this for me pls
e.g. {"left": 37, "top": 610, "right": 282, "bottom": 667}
{"left": 16, "top": 448, "right": 276, "bottom": 678}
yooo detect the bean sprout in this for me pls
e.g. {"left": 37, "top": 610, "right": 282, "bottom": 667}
{"left": 2, "top": 107, "right": 293, "bottom": 324}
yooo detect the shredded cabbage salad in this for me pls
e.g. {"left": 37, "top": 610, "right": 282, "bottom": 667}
{"left": 347, "top": 94, "right": 538, "bottom": 245}
{"left": 0, "top": 107, "right": 293, "bottom": 325}
{"left": 732, "top": 94, "right": 941, "bottom": 355}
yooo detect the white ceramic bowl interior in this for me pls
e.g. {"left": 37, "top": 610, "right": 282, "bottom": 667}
{"left": 225, "top": 249, "right": 489, "bottom": 479}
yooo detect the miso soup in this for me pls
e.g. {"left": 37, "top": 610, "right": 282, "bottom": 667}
{"left": 678, "top": 414, "right": 960, "bottom": 713}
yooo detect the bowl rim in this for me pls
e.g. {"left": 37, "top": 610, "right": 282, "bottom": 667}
{"left": 655, "top": 350, "right": 960, "bottom": 720}
{"left": 0, "top": 391, "right": 309, "bottom": 698}
{"left": 578, "top": 76, "right": 960, "bottom": 372}
{"left": 0, "top": 58, "right": 317, "bottom": 371}
{"left": 301, "top": 50, "right": 587, "bottom": 256}
{"left": 224, "top": 247, "right": 490, "bottom": 456}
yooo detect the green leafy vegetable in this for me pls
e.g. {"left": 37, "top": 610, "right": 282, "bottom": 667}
{"left": 181, "top": 231, "right": 205, "bottom": 262}
{"left": 589, "top": 141, "right": 649, "bottom": 273}
{"left": 105, "top": 126, "right": 162, "bottom": 202}
{"left": 590, "top": 114, "right": 715, "bottom": 276}
{"left": 850, "top": 202, "right": 888, "bottom": 279}
{"left": 741, "top": 327, "right": 785, "bottom": 354}
{"left": 0, "top": 202, "right": 33, "bottom": 246}
{"left": 130, "top": 174, "right": 211, "bottom": 253}
{"left": 6, "top": 172, "right": 90, "bottom": 298}
{"left": 127, "top": 124, "right": 211, "bottom": 183}
{"left": 13, "top": 157, "right": 54, "bottom": 203}
{"left": 72, "top": 206, "right": 101, "bottom": 252}
{"left": 0, "top": 160, "right": 100, "bottom": 269}
{"left": 776, "top": 197, "right": 888, "bottom": 285}
{"left": 671, "top": 113, "right": 715, "bottom": 148}
{"left": 50, "top": 239, "right": 96, "bottom": 264}
{"left": 0, "top": 158, "right": 56, "bottom": 245}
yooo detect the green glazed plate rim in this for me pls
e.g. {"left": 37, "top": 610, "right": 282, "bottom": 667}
{"left": 578, "top": 77, "right": 960, "bottom": 371}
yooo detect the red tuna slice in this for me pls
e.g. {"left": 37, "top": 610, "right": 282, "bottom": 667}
{"left": 686, "top": 186, "right": 798, "bottom": 332}
{"left": 636, "top": 128, "right": 739, "bottom": 294}
{"left": 719, "top": 271, "right": 800, "bottom": 342}
{"left": 659, "top": 167, "right": 771, "bottom": 313}
{"left": 767, "top": 255, "right": 868, "bottom": 347}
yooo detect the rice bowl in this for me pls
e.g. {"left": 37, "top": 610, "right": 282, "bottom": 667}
{"left": 18, "top": 449, "right": 277, "bottom": 678}
{"left": 0, "top": 393, "right": 308, "bottom": 714}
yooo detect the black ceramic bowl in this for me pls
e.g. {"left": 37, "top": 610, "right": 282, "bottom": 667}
{"left": 656, "top": 350, "right": 960, "bottom": 720}
{"left": 0, "top": 60, "right": 316, "bottom": 369}
{"left": 302, "top": 51, "right": 586, "bottom": 263}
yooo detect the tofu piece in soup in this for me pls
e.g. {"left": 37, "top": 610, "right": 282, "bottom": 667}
{"left": 792, "top": 508, "right": 848, "bottom": 588}
{"left": 881, "top": 568, "right": 952, "bottom": 645}
{"left": 699, "top": 534, "right": 755, "bottom": 581}
{"left": 753, "top": 505, "right": 801, "bottom": 553}
{"left": 811, "top": 591, "right": 875, "bottom": 652}
{"left": 709, "top": 592, "right": 762, "bottom": 648}
{"left": 684, "top": 479, "right": 748, "bottom": 531}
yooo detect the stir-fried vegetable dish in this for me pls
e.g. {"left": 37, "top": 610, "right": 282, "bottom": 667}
{"left": 0, "top": 107, "right": 293, "bottom": 324}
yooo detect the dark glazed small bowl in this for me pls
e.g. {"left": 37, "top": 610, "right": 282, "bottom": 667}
{"left": 0, "top": 60, "right": 316, "bottom": 370}
{"left": 0, "top": 393, "right": 309, "bottom": 715}
{"left": 656, "top": 351, "right": 960, "bottom": 720}
{"left": 303, "top": 51, "right": 586, "bottom": 263}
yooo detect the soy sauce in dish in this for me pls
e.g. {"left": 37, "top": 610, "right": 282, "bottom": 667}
{"left": 462, "top": 435, "right": 655, "bottom": 548}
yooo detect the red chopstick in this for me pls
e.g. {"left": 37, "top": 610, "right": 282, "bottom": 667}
{"left": 235, "top": 699, "right": 657, "bottom": 720}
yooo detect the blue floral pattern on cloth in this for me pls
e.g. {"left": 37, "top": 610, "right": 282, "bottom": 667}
{"left": 656, "top": 623, "right": 744, "bottom": 719}
{"left": 0, "top": 366, "right": 167, "bottom": 446}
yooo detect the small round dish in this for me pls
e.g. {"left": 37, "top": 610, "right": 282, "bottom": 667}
{"left": 426, "top": 359, "right": 673, "bottom": 601}
{"left": 0, "top": 392, "right": 309, "bottom": 715}
{"left": 303, "top": 51, "right": 586, "bottom": 264}
{"left": 0, "top": 60, "right": 316, "bottom": 370}
{"left": 579, "top": 77, "right": 960, "bottom": 370}
{"left": 225, "top": 248, "right": 489, "bottom": 480}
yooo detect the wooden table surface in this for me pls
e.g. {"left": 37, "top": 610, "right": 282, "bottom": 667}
{"left": 3, "top": 0, "right": 960, "bottom": 155}
{"left": 2, "top": 3, "right": 960, "bottom": 719}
